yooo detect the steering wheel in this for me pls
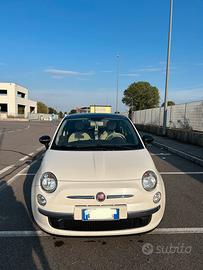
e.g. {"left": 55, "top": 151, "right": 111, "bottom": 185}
{"left": 106, "top": 133, "right": 127, "bottom": 143}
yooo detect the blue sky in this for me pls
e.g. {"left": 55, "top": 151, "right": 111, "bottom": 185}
{"left": 0, "top": 0, "right": 203, "bottom": 112}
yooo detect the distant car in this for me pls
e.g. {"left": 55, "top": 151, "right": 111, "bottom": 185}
{"left": 32, "top": 113, "right": 165, "bottom": 236}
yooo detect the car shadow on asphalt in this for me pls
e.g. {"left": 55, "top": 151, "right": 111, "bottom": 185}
{"left": 0, "top": 178, "right": 51, "bottom": 270}
{"left": 0, "top": 151, "right": 42, "bottom": 183}
{"left": 23, "top": 154, "right": 43, "bottom": 221}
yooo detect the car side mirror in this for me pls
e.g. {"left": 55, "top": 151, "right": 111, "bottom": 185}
{"left": 39, "top": 135, "right": 51, "bottom": 149}
{"left": 142, "top": 135, "right": 154, "bottom": 145}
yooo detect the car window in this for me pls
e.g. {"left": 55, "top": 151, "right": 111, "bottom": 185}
{"left": 51, "top": 117, "right": 143, "bottom": 151}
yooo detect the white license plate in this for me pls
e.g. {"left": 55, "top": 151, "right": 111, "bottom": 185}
{"left": 82, "top": 207, "right": 119, "bottom": 221}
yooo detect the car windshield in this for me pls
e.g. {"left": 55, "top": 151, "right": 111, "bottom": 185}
{"left": 51, "top": 116, "right": 144, "bottom": 151}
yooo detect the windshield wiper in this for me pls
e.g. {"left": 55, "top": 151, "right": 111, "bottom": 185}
{"left": 52, "top": 144, "right": 106, "bottom": 150}
{"left": 97, "top": 144, "right": 140, "bottom": 150}
{"left": 52, "top": 144, "right": 140, "bottom": 151}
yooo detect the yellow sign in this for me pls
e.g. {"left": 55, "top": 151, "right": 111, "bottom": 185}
{"left": 90, "top": 105, "right": 111, "bottom": 114}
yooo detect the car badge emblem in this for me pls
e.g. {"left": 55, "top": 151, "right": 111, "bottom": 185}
{"left": 96, "top": 192, "right": 106, "bottom": 202}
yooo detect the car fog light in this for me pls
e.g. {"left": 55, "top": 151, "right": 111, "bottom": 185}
{"left": 37, "top": 194, "right": 47, "bottom": 206}
{"left": 153, "top": 192, "right": 161, "bottom": 203}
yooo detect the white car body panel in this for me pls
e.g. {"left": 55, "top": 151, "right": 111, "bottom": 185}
{"left": 36, "top": 149, "right": 156, "bottom": 182}
{"left": 32, "top": 114, "right": 166, "bottom": 236}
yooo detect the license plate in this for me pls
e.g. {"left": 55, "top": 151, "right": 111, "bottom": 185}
{"left": 82, "top": 207, "right": 119, "bottom": 221}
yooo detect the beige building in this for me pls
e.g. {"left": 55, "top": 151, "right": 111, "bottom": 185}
{"left": 0, "top": 82, "right": 37, "bottom": 118}
{"left": 90, "top": 105, "right": 112, "bottom": 113}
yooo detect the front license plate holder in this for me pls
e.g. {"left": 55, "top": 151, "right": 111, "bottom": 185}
{"left": 82, "top": 207, "right": 119, "bottom": 221}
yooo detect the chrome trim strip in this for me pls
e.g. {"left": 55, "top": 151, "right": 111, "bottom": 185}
{"left": 107, "top": 194, "right": 134, "bottom": 199}
{"left": 67, "top": 195, "right": 95, "bottom": 199}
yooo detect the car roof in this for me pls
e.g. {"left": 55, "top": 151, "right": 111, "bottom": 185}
{"left": 65, "top": 113, "right": 128, "bottom": 120}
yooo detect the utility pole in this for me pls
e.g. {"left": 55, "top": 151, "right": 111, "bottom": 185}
{"left": 115, "top": 54, "right": 120, "bottom": 113}
{"left": 163, "top": 0, "right": 173, "bottom": 135}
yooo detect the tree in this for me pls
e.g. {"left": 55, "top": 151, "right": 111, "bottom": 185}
{"left": 161, "top": 100, "right": 175, "bottom": 107}
{"left": 37, "top": 101, "right": 48, "bottom": 113}
{"left": 69, "top": 109, "right": 77, "bottom": 114}
{"left": 58, "top": 111, "right": 64, "bottom": 118}
{"left": 122, "top": 81, "right": 160, "bottom": 111}
{"left": 48, "top": 107, "right": 58, "bottom": 114}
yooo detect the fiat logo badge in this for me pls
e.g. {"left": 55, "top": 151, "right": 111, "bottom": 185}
{"left": 96, "top": 192, "right": 106, "bottom": 202}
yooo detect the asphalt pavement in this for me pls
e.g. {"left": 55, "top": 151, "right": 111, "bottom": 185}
{"left": 0, "top": 121, "right": 202, "bottom": 270}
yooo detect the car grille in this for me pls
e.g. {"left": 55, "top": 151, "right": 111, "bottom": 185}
{"left": 48, "top": 216, "right": 151, "bottom": 231}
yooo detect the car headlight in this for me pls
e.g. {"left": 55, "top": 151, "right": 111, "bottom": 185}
{"left": 142, "top": 171, "right": 157, "bottom": 191}
{"left": 40, "top": 172, "right": 57, "bottom": 193}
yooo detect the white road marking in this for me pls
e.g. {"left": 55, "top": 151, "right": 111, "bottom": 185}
{"left": 36, "top": 146, "right": 44, "bottom": 151}
{"left": 150, "top": 227, "right": 203, "bottom": 234}
{"left": 154, "top": 141, "right": 203, "bottom": 163}
{"left": 0, "top": 231, "right": 48, "bottom": 237}
{"left": 0, "top": 172, "right": 22, "bottom": 192}
{"left": 18, "top": 148, "right": 43, "bottom": 162}
{"left": 0, "top": 159, "right": 38, "bottom": 193}
{"left": 160, "top": 171, "right": 203, "bottom": 175}
{"left": 9, "top": 170, "right": 203, "bottom": 180}
{"left": 0, "top": 165, "right": 15, "bottom": 175}
{"left": 0, "top": 124, "right": 30, "bottom": 135}
{"left": 0, "top": 145, "right": 43, "bottom": 176}
{"left": 19, "top": 156, "right": 29, "bottom": 162}
{"left": 151, "top": 153, "right": 172, "bottom": 156}
{"left": 0, "top": 227, "right": 203, "bottom": 237}
{"left": 17, "top": 173, "right": 35, "bottom": 176}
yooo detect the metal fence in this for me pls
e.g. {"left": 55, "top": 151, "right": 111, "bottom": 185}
{"left": 0, "top": 113, "right": 59, "bottom": 121}
{"left": 132, "top": 100, "right": 203, "bottom": 132}
{"left": 28, "top": 113, "right": 59, "bottom": 121}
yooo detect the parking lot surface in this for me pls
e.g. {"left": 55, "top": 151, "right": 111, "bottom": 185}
{"left": 0, "top": 121, "right": 202, "bottom": 270}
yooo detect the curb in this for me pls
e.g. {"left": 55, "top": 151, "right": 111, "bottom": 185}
{"left": 153, "top": 141, "right": 203, "bottom": 167}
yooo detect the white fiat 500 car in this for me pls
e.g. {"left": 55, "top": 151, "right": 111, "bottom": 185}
{"left": 32, "top": 113, "right": 165, "bottom": 236}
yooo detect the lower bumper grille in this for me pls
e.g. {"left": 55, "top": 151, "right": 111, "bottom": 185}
{"left": 48, "top": 216, "right": 151, "bottom": 231}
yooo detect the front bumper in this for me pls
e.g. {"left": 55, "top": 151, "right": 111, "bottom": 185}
{"left": 36, "top": 205, "right": 161, "bottom": 235}
{"left": 38, "top": 205, "right": 161, "bottom": 219}
{"left": 33, "top": 203, "right": 164, "bottom": 236}
{"left": 32, "top": 177, "right": 165, "bottom": 236}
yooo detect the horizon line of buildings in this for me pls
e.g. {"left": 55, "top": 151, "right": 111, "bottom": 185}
{"left": 0, "top": 82, "right": 113, "bottom": 119}
{"left": 0, "top": 82, "right": 37, "bottom": 119}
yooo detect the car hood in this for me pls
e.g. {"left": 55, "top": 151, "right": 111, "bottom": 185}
{"left": 40, "top": 149, "right": 156, "bottom": 181}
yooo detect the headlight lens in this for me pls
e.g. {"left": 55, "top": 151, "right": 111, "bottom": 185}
{"left": 142, "top": 171, "right": 157, "bottom": 191}
{"left": 40, "top": 172, "right": 57, "bottom": 193}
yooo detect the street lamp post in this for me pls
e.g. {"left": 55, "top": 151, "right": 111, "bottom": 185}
{"left": 163, "top": 0, "right": 173, "bottom": 135}
{"left": 115, "top": 54, "right": 120, "bottom": 113}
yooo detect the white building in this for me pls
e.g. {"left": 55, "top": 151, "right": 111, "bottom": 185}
{"left": 0, "top": 82, "right": 37, "bottom": 118}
